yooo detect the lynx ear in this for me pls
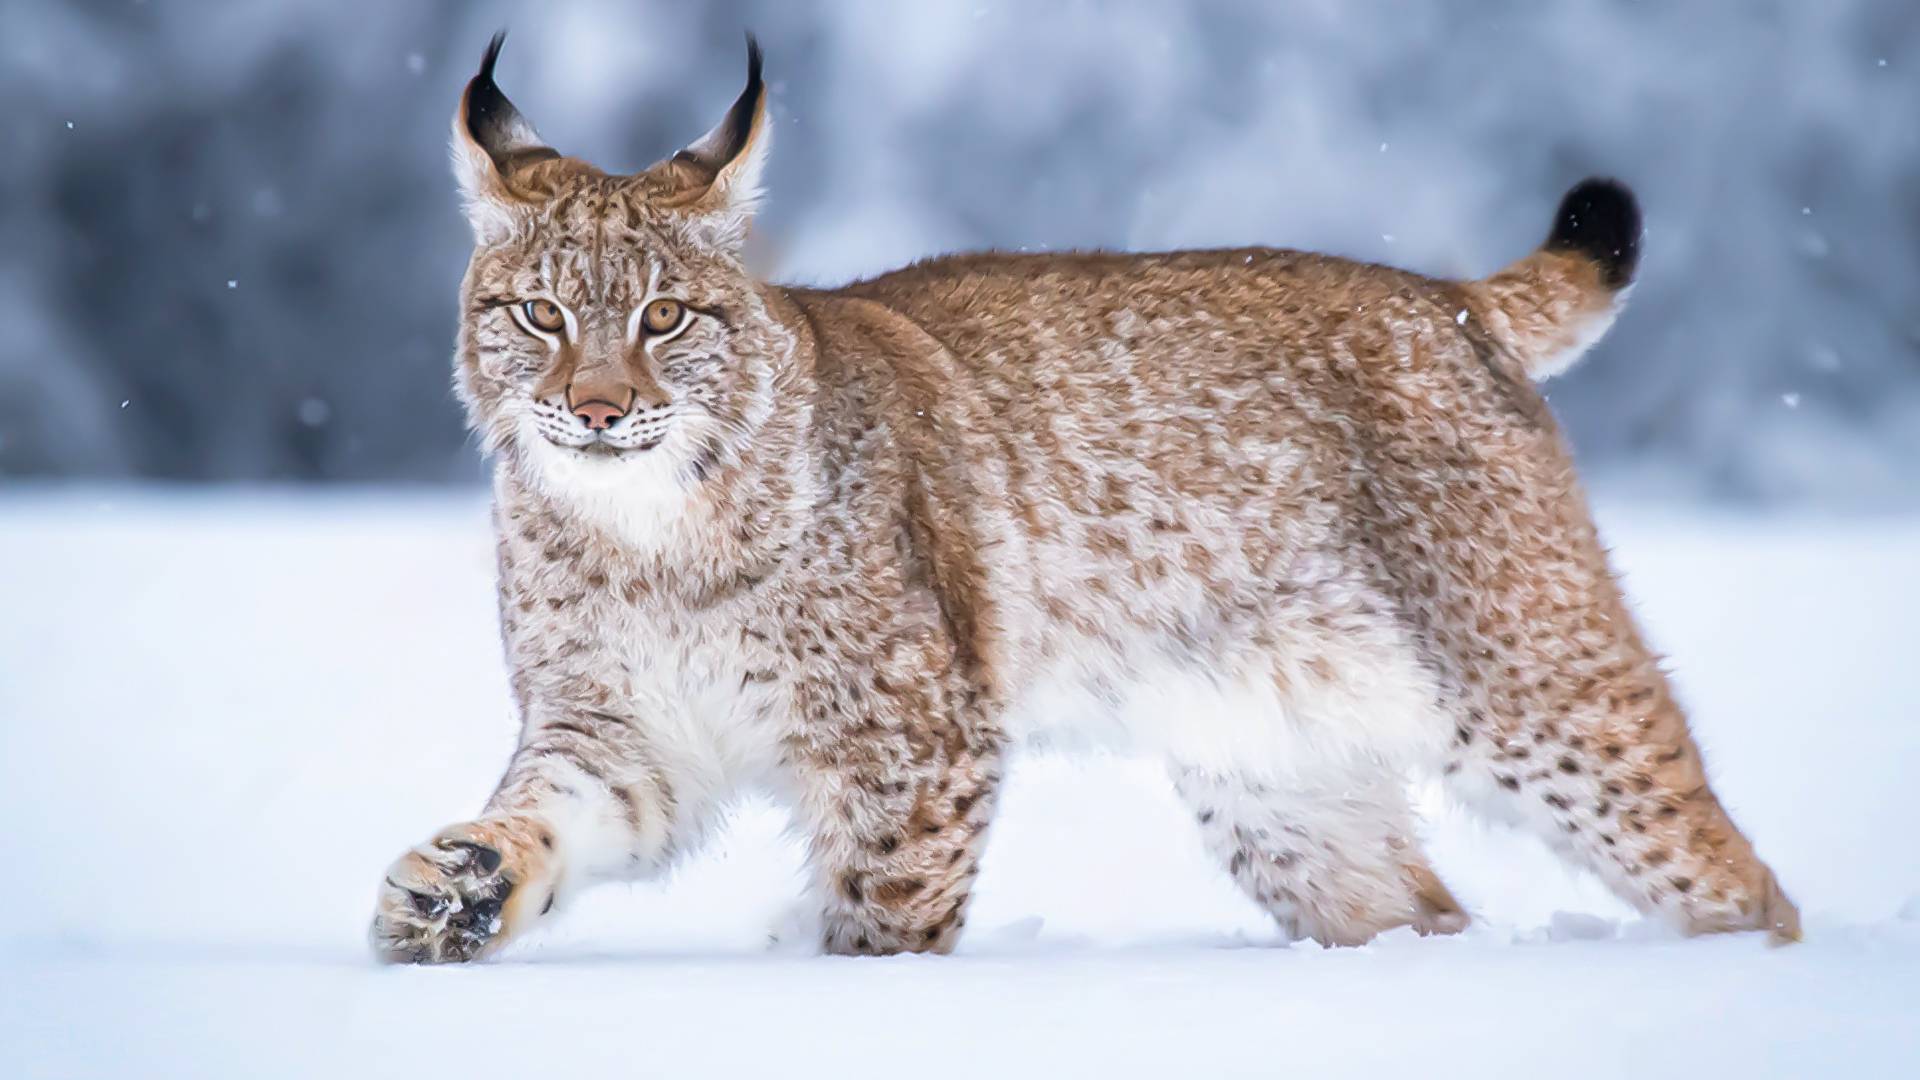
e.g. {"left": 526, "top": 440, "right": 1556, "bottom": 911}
{"left": 451, "top": 32, "right": 558, "bottom": 242}
{"left": 654, "top": 35, "right": 770, "bottom": 246}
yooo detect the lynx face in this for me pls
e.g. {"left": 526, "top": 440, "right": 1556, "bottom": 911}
{"left": 450, "top": 35, "right": 782, "bottom": 504}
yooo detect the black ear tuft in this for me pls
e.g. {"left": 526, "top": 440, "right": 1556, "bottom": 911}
{"left": 1545, "top": 177, "right": 1641, "bottom": 289}
{"left": 465, "top": 31, "right": 511, "bottom": 152}
{"left": 744, "top": 32, "right": 765, "bottom": 101}
{"left": 727, "top": 34, "right": 766, "bottom": 157}
{"left": 478, "top": 30, "right": 507, "bottom": 86}
{"left": 463, "top": 30, "right": 555, "bottom": 172}
{"left": 675, "top": 33, "right": 766, "bottom": 171}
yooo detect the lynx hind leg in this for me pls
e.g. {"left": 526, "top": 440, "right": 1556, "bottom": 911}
{"left": 1174, "top": 764, "right": 1468, "bottom": 946}
{"left": 1444, "top": 668, "right": 1798, "bottom": 942}
{"left": 1433, "top": 531, "right": 1799, "bottom": 942}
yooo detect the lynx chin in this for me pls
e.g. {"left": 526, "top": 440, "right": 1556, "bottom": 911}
{"left": 370, "top": 33, "right": 1798, "bottom": 963}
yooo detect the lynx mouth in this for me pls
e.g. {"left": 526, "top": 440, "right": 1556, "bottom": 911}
{"left": 552, "top": 437, "right": 665, "bottom": 458}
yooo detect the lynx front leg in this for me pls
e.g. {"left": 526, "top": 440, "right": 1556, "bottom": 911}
{"left": 802, "top": 758, "right": 1002, "bottom": 956}
{"left": 370, "top": 707, "right": 682, "bottom": 963}
{"left": 788, "top": 680, "right": 1005, "bottom": 956}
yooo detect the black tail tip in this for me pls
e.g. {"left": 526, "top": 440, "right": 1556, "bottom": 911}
{"left": 1545, "top": 177, "right": 1640, "bottom": 288}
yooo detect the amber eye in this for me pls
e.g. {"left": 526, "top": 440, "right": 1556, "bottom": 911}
{"left": 640, "top": 298, "right": 686, "bottom": 336}
{"left": 521, "top": 299, "right": 565, "bottom": 334}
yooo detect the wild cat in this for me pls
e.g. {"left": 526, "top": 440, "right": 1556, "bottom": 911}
{"left": 370, "top": 34, "right": 1798, "bottom": 963}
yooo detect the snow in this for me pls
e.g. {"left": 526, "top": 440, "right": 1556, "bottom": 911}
{"left": 1, "top": 490, "right": 1916, "bottom": 1078}
{"left": 295, "top": 397, "right": 331, "bottom": 428}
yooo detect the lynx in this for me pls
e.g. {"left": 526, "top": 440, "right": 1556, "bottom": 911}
{"left": 370, "top": 34, "right": 1798, "bottom": 963}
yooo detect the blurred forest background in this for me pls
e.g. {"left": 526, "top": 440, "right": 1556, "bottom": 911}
{"left": 2, "top": 0, "right": 1915, "bottom": 505}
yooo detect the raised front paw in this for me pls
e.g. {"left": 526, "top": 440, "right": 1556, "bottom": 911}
{"left": 369, "top": 817, "right": 554, "bottom": 964}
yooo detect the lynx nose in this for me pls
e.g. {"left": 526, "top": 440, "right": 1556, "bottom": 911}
{"left": 570, "top": 398, "right": 628, "bottom": 431}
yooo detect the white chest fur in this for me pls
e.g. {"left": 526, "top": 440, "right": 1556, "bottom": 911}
{"left": 606, "top": 607, "right": 791, "bottom": 796}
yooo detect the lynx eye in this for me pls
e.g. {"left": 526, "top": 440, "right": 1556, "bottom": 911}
{"left": 520, "top": 299, "right": 565, "bottom": 334}
{"left": 640, "top": 298, "right": 687, "bottom": 336}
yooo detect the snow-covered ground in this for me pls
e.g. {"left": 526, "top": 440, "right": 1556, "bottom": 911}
{"left": 1, "top": 490, "right": 1915, "bottom": 1078}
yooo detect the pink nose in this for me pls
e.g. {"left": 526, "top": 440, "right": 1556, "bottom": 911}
{"left": 572, "top": 399, "right": 627, "bottom": 431}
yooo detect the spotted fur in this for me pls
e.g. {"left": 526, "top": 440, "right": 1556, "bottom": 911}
{"left": 369, "top": 37, "right": 1798, "bottom": 964}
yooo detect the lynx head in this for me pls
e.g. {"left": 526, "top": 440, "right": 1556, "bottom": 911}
{"left": 450, "top": 33, "right": 788, "bottom": 509}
